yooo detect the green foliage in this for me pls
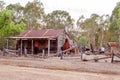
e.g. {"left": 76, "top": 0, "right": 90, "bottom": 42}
{"left": 77, "top": 14, "right": 99, "bottom": 46}
{"left": 0, "top": 9, "right": 12, "bottom": 29}
{"left": 0, "top": 9, "right": 25, "bottom": 49}
{"left": 0, "top": 9, "right": 24, "bottom": 36}
{"left": 6, "top": 3, "right": 24, "bottom": 23}
{"left": 24, "top": 0, "right": 45, "bottom": 29}
{"left": 77, "top": 14, "right": 110, "bottom": 47}
{"left": 117, "top": 8, "right": 120, "bottom": 29}
{"left": 109, "top": 2, "right": 120, "bottom": 41}
{"left": 2, "top": 22, "right": 24, "bottom": 37}
{"left": 45, "top": 10, "right": 74, "bottom": 29}
{"left": 79, "top": 36, "right": 87, "bottom": 46}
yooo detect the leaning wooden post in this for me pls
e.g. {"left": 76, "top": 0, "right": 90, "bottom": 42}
{"left": 48, "top": 39, "right": 50, "bottom": 57}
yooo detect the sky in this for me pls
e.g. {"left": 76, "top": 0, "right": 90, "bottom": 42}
{"left": 3, "top": 0, "right": 120, "bottom": 21}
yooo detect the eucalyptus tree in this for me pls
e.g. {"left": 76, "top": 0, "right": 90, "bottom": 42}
{"left": 109, "top": 2, "right": 120, "bottom": 41}
{"left": 45, "top": 10, "right": 74, "bottom": 29}
{"left": 96, "top": 14, "right": 110, "bottom": 46}
{"left": 75, "top": 15, "right": 85, "bottom": 44}
{"left": 77, "top": 14, "right": 110, "bottom": 47}
{"left": 77, "top": 14, "right": 99, "bottom": 46}
{"left": 6, "top": 3, "right": 24, "bottom": 24}
{"left": 0, "top": 0, "right": 5, "bottom": 11}
{"left": 24, "top": 0, "right": 45, "bottom": 29}
{"left": 76, "top": 15, "right": 85, "bottom": 34}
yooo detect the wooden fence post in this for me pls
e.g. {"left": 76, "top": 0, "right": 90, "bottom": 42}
{"left": 60, "top": 52, "right": 63, "bottom": 60}
{"left": 80, "top": 51, "right": 83, "bottom": 60}
{"left": 42, "top": 49, "right": 45, "bottom": 59}
{"left": 111, "top": 51, "right": 114, "bottom": 63}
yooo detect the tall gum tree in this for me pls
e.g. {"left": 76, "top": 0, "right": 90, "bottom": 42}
{"left": 24, "top": 0, "right": 45, "bottom": 29}
{"left": 0, "top": 1, "right": 5, "bottom": 11}
{"left": 45, "top": 10, "right": 74, "bottom": 29}
{"left": 77, "top": 14, "right": 110, "bottom": 47}
{"left": 109, "top": 2, "right": 120, "bottom": 42}
{"left": 6, "top": 3, "right": 24, "bottom": 24}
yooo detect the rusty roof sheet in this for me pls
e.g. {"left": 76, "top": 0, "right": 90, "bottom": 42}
{"left": 16, "top": 29, "right": 64, "bottom": 39}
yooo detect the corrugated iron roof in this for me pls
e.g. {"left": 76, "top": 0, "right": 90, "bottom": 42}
{"left": 15, "top": 29, "right": 64, "bottom": 39}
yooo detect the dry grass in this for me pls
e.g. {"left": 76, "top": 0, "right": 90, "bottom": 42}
{"left": 0, "top": 53, "right": 120, "bottom": 80}
{"left": 0, "top": 56, "right": 120, "bottom": 75}
{"left": 0, "top": 51, "right": 120, "bottom": 74}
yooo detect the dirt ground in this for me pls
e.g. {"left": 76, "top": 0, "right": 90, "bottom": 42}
{"left": 0, "top": 53, "right": 120, "bottom": 80}
{"left": 0, "top": 64, "right": 119, "bottom": 80}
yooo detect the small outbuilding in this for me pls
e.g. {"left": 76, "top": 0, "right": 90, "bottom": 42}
{"left": 10, "top": 29, "right": 73, "bottom": 56}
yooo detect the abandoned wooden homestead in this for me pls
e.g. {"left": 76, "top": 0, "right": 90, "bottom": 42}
{"left": 10, "top": 29, "right": 73, "bottom": 56}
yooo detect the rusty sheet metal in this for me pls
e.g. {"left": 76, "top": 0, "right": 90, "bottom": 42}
{"left": 15, "top": 29, "right": 64, "bottom": 39}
